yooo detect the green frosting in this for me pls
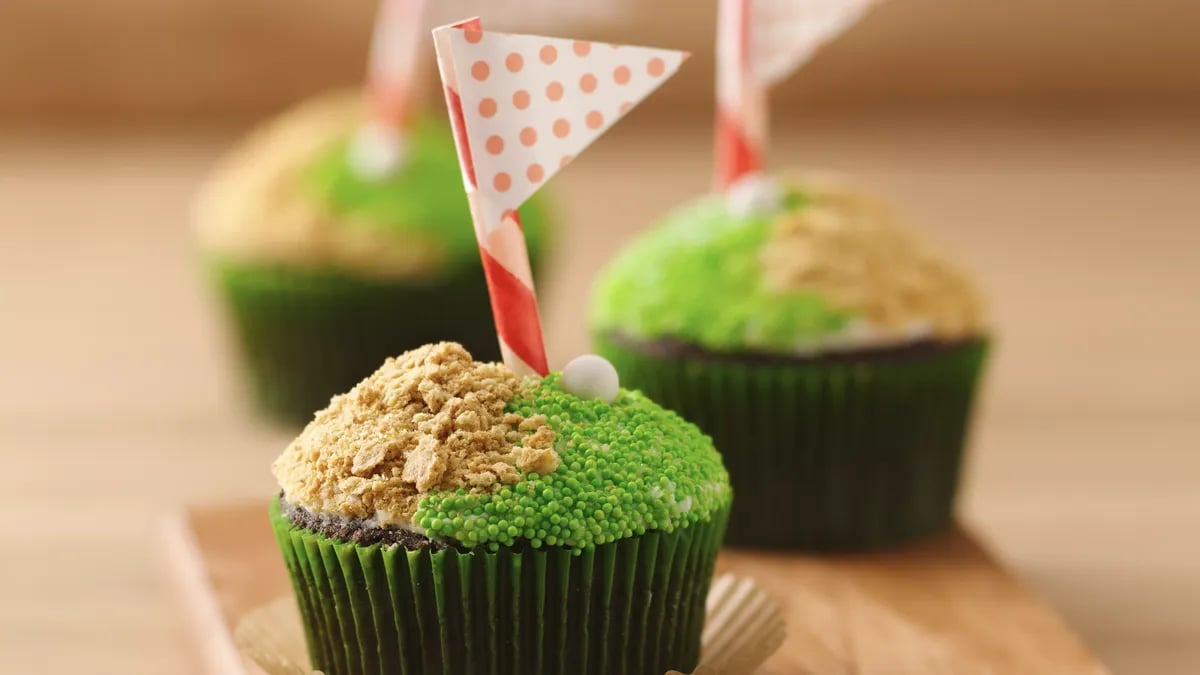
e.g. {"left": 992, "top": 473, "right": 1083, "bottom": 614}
{"left": 303, "top": 117, "right": 549, "bottom": 268}
{"left": 591, "top": 193, "right": 852, "bottom": 353}
{"left": 413, "top": 374, "right": 731, "bottom": 553}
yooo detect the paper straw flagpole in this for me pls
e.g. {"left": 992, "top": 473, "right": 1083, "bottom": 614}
{"left": 433, "top": 19, "right": 689, "bottom": 376}
{"left": 714, "top": 0, "right": 885, "bottom": 192}
{"left": 433, "top": 18, "right": 546, "bottom": 376}
{"left": 350, "top": 0, "right": 429, "bottom": 178}
{"left": 715, "top": 0, "right": 766, "bottom": 191}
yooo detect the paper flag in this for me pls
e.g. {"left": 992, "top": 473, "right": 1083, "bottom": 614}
{"left": 434, "top": 19, "right": 688, "bottom": 376}
{"left": 351, "top": 0, "right": 645, "bottom": 179}
{"left": 429, "top": 0, "right": 631, "bottom": 30}
{"left": 436, "top": 25, "right": 687, "bottom": 232}
{"left": 751, "top": 0, "right": 882, "bottom": 85}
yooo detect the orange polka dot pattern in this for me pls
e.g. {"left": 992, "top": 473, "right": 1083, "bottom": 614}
{"left": 439, "top": 27, "right": 689, "bottom": 223}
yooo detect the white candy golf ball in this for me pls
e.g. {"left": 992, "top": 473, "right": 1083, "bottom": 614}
{"left": 347, "top": 122, "right": 409, "bottom": 180}
{"left": 725, "top": 172, "right": 785, "bottom": 218}
{"left": 561, "top": 354, "right": 620, "bottom": 403}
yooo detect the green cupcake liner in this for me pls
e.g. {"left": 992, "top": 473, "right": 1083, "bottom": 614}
{"left": 270, "top": 498, "right": 730, "bottom": 675}
{"left": 595, "top": 333, "right": 989, "bottom": 551}
{"left": 208, "top": 260, "right": 508, "bottom": 426}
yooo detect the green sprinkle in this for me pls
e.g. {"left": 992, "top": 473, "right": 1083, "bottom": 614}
{"left": 590, "top": 192, "right": 851, "bottom": 352}
{"left": 414, "top": 374, "right": 731, "bottom": 551}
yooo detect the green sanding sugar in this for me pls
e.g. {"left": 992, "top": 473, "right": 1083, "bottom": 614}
{"left": 414, "top": 374, "right": 731, "bottom": 553}
{"left": 303, "top": 116, "right": 549, "bottom": 267}
{"left": 590, "top": 192, "right": 852, "bottom": 353}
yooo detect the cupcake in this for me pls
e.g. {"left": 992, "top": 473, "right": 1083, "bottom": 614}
{"left": 194, "top": 93, "right": 550, "bottom": 425}
{"left": 270, "top": 342, "right": 731, "bottom": 674}
{"left": 591, "top": 174, "right": 988, "bottom": 550}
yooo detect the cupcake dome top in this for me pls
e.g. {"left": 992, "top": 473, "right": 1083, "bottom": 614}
{"left": 273, "top": 343, "right": 730, "bottom": 552}
{"left": 592, "top": 175, "right": 985, "bottom": 355}
{"left": 194, "top": 92, "right": 547, "bottom": 279}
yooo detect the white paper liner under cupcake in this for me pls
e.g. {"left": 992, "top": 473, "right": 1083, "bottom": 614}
{"left": 235, "top": 573, "right": 785, "bottom": 675}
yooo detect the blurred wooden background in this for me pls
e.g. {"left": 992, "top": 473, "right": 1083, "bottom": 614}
{"left": 2, "top": 0, "right": 1199, "bottom": 124}
{"left": 2, "top": 1, "right": 1198, "bottom": 674}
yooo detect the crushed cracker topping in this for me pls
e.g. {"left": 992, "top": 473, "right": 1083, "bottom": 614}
{"left": 272, "top": 342, "right": 559, "bottom": 527}
{"left": 193, "top": 92, "right": 444, "bottom": 279}
{"left": 761, "top": 180, "right": 985, "bottom": 338}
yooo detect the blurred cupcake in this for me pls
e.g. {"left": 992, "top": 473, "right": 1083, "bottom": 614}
{"left": 270, "top": 342, "right": 731, "bottom": 674}
{"left": 592, "top": 174, "right": 988, "bottom": 550}
{"left": 194, "top": 93, "right": 550, "bottom": 425}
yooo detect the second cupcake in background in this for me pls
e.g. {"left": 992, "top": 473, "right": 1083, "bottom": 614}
{"left": 195, "top": 93, "right": 550, "bottom": 425}
{"left": 588, "top": 0, "right": 990, "bottom": 551}
{"left": 591, "top": 174, "right": 988, "bottom": 550}
{"left": 194, "top": 0, "right": 551, "bottom": 426}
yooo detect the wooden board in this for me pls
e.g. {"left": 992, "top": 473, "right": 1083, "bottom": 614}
{"left": 165, "top": 501, "right": 1110, "bottom": 675}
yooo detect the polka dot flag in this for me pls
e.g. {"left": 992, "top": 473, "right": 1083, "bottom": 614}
{"left": 437, "top": 22, "right": 687, "bottom": 226}
{"left": 434, "top": 18, "right": 688, "bottom": 376}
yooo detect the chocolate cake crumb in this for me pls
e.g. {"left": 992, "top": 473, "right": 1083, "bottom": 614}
{"left": 608, "top": 330, "right": 982, "bottom": 365}
{"left": 281, "top": 496, "right": 451, "bottom": 550}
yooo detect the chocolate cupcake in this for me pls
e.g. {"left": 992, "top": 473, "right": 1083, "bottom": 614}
{"left": 592, "top": 174, "right": 988, "bottom": 550}
{"left": 194, "top": 93, "right": 550, "bottom": 425}
{"left": 270, "top": 342, "right": 731, "bottom": 674}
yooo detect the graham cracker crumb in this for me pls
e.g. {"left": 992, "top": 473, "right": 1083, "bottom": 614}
{"left": 193, "top": 92, "right": 445, "bottom": 279}
{"left": 272, "top": 342, "right": 559, "bottom": 527}
{"left": 762, "top": 179, "right": 985, "bottom": 338}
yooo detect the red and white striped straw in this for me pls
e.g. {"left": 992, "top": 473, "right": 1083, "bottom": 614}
{"left": 715, "top": 0, "right": 767, "bottom": 191}
{"left": 432, "top": 20, "right": 686, "bottom": 375}
{"left": 364, "top": 0, "right": 429, "bottom": 132}
{"left": 433, "top": 19, "right": 549, "bottom": 376}
{"left": 715, "top": 0, "right": 884, "bottom": 192}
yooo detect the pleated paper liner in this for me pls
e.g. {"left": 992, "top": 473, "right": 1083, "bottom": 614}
{"left": 268, "top": 498, "right": 735, "bottom": 675}
{"left": 595, "top": 332, "right": 989, "bottom": 551}
{"left": 208, "top": 259, "right": 506, "bottom": 426}
{"left": 237, "top": 566, "right": 782, "bottom": 675}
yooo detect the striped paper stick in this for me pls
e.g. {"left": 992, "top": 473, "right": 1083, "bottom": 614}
{"left": 434, "top": 19, "right": 688, "bottom": 376}
{"left": 433, "top": 18, "right": 548, "bottom": 376}
{"left": 350, "top": 0, "right": 428, "bottom": 178}
{"left": 715, "top": 0, "right": 766, "bottom": 191}
{"left": 715, "top": 0, "right": 884, "bottom": 192}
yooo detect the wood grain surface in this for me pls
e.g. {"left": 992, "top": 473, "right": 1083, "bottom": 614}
{"left": 1, "top": 108, "right": 1198, "bottom": 673}
{"left": 168, "top": 502, "right": 1109, "bottom": 675}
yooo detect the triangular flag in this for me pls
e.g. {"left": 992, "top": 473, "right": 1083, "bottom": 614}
{"left": 435, "top": 23, "right": 688, "bottom": 233}
{"left": 751, "top": 0, "right": 881, "bottom": 84}
{"left": 434, "top": 18, "right": 688, "bottom": 376}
